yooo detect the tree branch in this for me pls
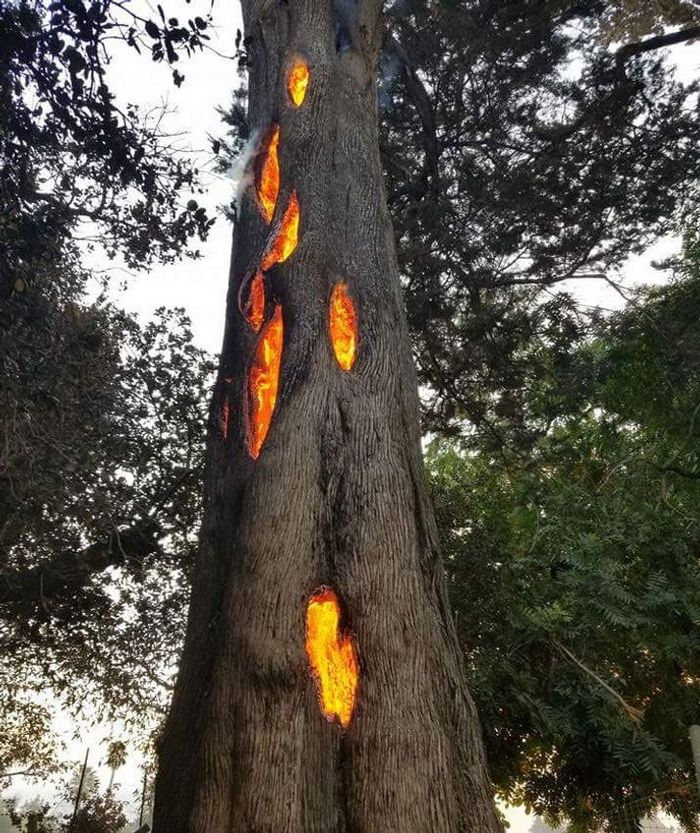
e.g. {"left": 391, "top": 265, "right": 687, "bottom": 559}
{"left": 0, "top": 521, "right": 161, "bottom": 613}
{"left": 616, "top": 25, "right": 700, "bottom": 61}
{"left": 553, "top": 640, "right": 644, "bottom": 722}
{"left": 385, "top": 33, "right": 440, "bottom": 189}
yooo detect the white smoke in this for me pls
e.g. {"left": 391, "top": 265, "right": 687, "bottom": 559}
{"left": 223, "top": 128, "right": 260, "bottom": 205}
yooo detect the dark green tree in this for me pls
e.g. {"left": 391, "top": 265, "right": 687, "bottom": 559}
{"left": 379, "top": 0, "right": 700, "bottom": 447}
{"left": 0, "top": 269, "right": 212, "bottom": 773}
{"left": 1, "top": 0, "right": 219, "bottom": 776}
{"left": 428, "top": 245, "right": 700, "bottom": 831}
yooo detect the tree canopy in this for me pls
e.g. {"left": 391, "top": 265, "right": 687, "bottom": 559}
{"left": 380, "top": 0, "right": 700, "bottom": 448}
{"left": 429, "top": 241, "right": 700, "bottom": 830}
{"left": 0, "top": 0, "right": 216, "bottom": 302}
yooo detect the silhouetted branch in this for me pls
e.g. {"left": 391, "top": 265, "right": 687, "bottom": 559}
{"left": 616, "top": 25, "right": 700, "bottom": 61}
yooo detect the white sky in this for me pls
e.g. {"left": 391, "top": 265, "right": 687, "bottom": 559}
{"left": 86, "top": 0, "right": 244, "bottom": 356}
{"left": 5, "top": 7, "right": 700, "bottom": 830}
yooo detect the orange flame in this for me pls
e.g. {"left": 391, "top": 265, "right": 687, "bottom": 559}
{"left": 305, "top": 587, "right": 359, "bottom": 729}
{"left": 287, "top": 57, "right": 310, "bottom": 107}
{"left": 242, "top": 270, "right": 266, "bottom": 332}
{"left": 261, "top": 192, "right": 300, "bottom": 271}
{"left": 256, "top": 125, "right": 280, "bottom": 223}
{"left": 246, "top": 305, "right": 283, "bottom": 459}
{"left": 329, "top": 282, "right": 357, "bottom": 371}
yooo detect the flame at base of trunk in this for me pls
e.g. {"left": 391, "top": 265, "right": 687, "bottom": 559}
{"left": 305, "top": 587, "right": 359, "bottom": 729}
{"left": 329, "top": 282, "right": 357, "bottom": 371}
{"left": 246, "top": 305, "right": 283, "bottom": 459}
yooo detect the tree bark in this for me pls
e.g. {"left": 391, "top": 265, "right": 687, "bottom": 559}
{"left": 152, "top": 2, "right": 502, "bottom": 831}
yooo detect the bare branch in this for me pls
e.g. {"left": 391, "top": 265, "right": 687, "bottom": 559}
{"left": 554, "top": 640, "right": 644, "bottom": 722}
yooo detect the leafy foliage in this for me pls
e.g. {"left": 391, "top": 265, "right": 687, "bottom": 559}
{"left": 0, "top": 0, "right": 217, "bottom": 298}
{"left": 1, "top": 0, "right": 219, "bottom": 778}
{"left": 428, "top": 253, "right": 700, "bottom": 831}
{"left": 0, "top": 262, "right": 213, "bottom": 773}
{"left": 380, "top": 0, "right": 700, "bottom": 447}
{"left": 4, "top": 780, "right": 128, "bottom": 832}
{"left": 600, "top": 0, "right": 700, "bottom": 43}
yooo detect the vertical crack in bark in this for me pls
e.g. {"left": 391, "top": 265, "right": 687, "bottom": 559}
{"left": 220, "top": 396, "right": 230, "bottom": 440}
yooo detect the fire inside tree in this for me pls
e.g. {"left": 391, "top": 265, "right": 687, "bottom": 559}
{"left": 153, "top": 1, "right": 502, "bottom": 831}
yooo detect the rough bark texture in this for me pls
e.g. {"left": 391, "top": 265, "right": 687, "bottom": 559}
{"left": 153, "top": 1, "right": 503, "bottom": 831}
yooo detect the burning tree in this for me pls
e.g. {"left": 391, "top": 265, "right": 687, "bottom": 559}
{"left": 153, "top": 1, "right": 502, "bottom": 830}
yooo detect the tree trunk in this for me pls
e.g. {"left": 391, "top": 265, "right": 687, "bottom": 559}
{"left": 152, "top": 2, "right": 502, "bottom": 831}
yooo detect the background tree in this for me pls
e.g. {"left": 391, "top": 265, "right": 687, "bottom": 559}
{"left": 428, "top": 240, "right": 700, "bottom": 831}
{"left": 105, "top": 742, "right": 127, "bottom": 792}
{"left": 379, "top": 0, "right": 700, "bottom": 447}
{"left": 1, "top": 0, "right": 218, "bottom": 777}
{"left": 0, "top": 269, "right": 212, "bottom": 773}
{"left": 3, "top": 775, "right": 128, "bottom": 832}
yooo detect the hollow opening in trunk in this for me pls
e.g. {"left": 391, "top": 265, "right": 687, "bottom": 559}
{"left": 287, "top": 57, "right": 310, "bottom": 107}
{"left": 329, "top": 281, "right": 357, "bottom": 371}
{"left": 256, "top": 125, "right": 280, "bottom": 223}
{"left": 261, "top": 191, "right": 300, "bottom": 270}
{"left": 245, "top": 304, "right": 284, "bottom": 459}
{"left": 305, "top": 586, "right": 359, "bottom": 729}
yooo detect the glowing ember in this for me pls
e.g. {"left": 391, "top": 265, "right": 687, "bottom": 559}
{"left": 287, "top": 57, "right": 310, "bottom": 107}
{"left": 261, "top": 191, "right": 300, "bottom": 271}
{"left": 242, "top": 270, "right": 266, "bottom": 332}
{"left": 220, "top": 397, "right": 230, "bottom": 440}
{"left": 329, "top": 282, "right": 357, "bottom": 371}
{"left": 246, "top": 305, "right": 283, "bottom": 459}
{"left": 305, "top": 587, "right": 359, "bottom": 729}
{"left": 256, "top": 125, "right": 280, "bottom": 223}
